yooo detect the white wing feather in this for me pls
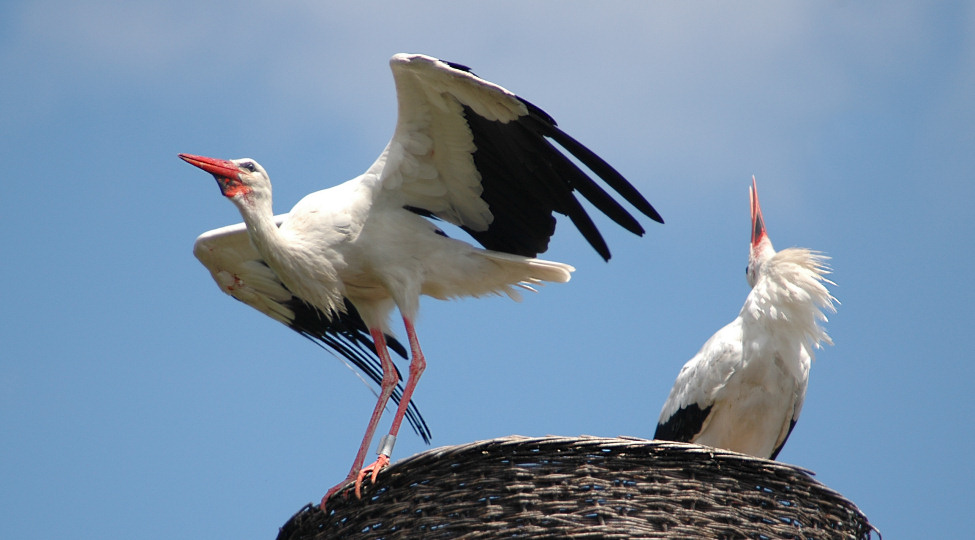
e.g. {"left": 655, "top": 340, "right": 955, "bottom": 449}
{"left": 192, "top": 217, "right": 295, "bottom": 324}
{"left": 657, "top": 318, "right": 743, "bottom": 432}
{"left": 367, "top": 54, "right": 528, "bottom": 231}
{"left": 191, "top": 217, "right": 433, "bottom": 442}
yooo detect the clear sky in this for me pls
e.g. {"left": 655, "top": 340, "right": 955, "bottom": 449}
{"left": 2, "top": 2, "right": 972, "bottom": 538}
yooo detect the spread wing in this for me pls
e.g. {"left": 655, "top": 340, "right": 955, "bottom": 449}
{"left": 192, "top": 219, "right": 431, "bottom": 443}
{"left": 368, "top": 53, "right": 663, "bottom": 260}
{"left": 655, "top": 319, "right": 742, "bottom": 443}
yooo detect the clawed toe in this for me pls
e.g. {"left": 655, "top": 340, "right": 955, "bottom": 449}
{"left": 354, "top": 454, "right": 390, "bottom": 498}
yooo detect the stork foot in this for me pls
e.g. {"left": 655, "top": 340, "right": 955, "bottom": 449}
{"left": 355, "top": 454, "right": 390, "bottom": 498}
{"left": 319, "top": 473, "right": 356, "bottom": 512}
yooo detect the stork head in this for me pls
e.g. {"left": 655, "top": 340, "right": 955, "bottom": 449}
{"left": 746, "top": 176, "right": 775, "bottom": 288}
{"left": 179, "top": 153, "right": 271, "bottom": 206}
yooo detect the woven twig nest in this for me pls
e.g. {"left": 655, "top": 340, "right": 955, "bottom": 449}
{"left": 277, "top": 435, "right": 876, "bottom": 539}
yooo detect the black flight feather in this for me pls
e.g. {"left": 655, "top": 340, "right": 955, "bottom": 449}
{"left": 456, "top": 93, "right": 662, "bottom": 261}
{"left": 274, "top": 287, "right": 431, "bottom": 443}
{"left": 654, "top": 403, "right": 711, "bottom": 444}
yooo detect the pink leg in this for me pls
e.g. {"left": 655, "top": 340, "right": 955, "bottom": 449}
{"left": 387, "top": 317, "right": 426, "bottom": 437}
{"left": 355, "top": 317, "right": 426, "bottom": 493}
{"left": 320, "top": 328, "right": 399, "bottom": 511}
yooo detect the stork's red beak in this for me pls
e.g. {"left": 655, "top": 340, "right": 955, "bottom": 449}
{"left": 750, "top": 176, "right": 767, "bottom": 247}
{"left": 179, "top": 153, "right": 238, "bottom": 179}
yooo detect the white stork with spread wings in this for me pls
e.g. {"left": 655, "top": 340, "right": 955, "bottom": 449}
{"left": 182, "top": 53, "right": 663, "bottom": 509}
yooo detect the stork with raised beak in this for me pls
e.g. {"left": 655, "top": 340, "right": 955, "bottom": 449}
{"left": 654, "top": 178, "right": 835, "bottom": 460}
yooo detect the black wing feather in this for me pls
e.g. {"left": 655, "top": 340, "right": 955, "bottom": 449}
{"left": 654, "top": 402, "right": 712, "bottom": 443}
{"left": 520, "top": 98, "right": 664, "bottom": 225}
{"left": 769, "top": 417, "right": 798, "bottom": 460}
{"left": 462, "top": 105, "right": 608, "bottom": 259}
{"left": 280, "top": 295, "right": 431, "bottom": 444}
{"left": 459, "top": 96, "right": 663, "bottom": 261}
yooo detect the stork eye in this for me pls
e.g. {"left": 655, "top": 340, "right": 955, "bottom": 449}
{"left": 241, "top": 162, "right": 256, "bottom": 172}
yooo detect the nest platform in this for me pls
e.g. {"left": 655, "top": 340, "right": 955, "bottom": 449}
{"left": 277, "top": 435, "right": 876, "bottom": 539}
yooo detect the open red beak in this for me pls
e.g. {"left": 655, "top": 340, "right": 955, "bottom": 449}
{"left": 179, "top": 153, "right": 238, "bottom": 179}
{"left": 750, "top": 176, "right": 767, "bottom": 247}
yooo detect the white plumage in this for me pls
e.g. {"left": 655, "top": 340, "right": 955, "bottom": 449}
{"left": 181, "top": 53, "right": 662, "bottom": 508}
{"left": 654, "top": 178, "right": 835, "bottom": 460}
{"left": 192, "top": 218, "right": 430, "bottom": 441}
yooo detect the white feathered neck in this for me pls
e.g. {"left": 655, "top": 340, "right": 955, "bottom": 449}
{"left": 743, "top": 247, "right": 837, "bottom": 352}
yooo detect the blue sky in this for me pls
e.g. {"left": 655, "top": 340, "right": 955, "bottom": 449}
{"left": 2, "top": 1, "right": 973, "bottom": 538}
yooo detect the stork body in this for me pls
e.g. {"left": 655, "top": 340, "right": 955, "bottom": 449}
{"left": 654, "top": 179, "right": 834, "bottom": 460}
{"left": 193, "top": 219, "right": 429, "bottom": 442}
{"left": 182, "top": 53, "right": 662, "bottom": 509}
